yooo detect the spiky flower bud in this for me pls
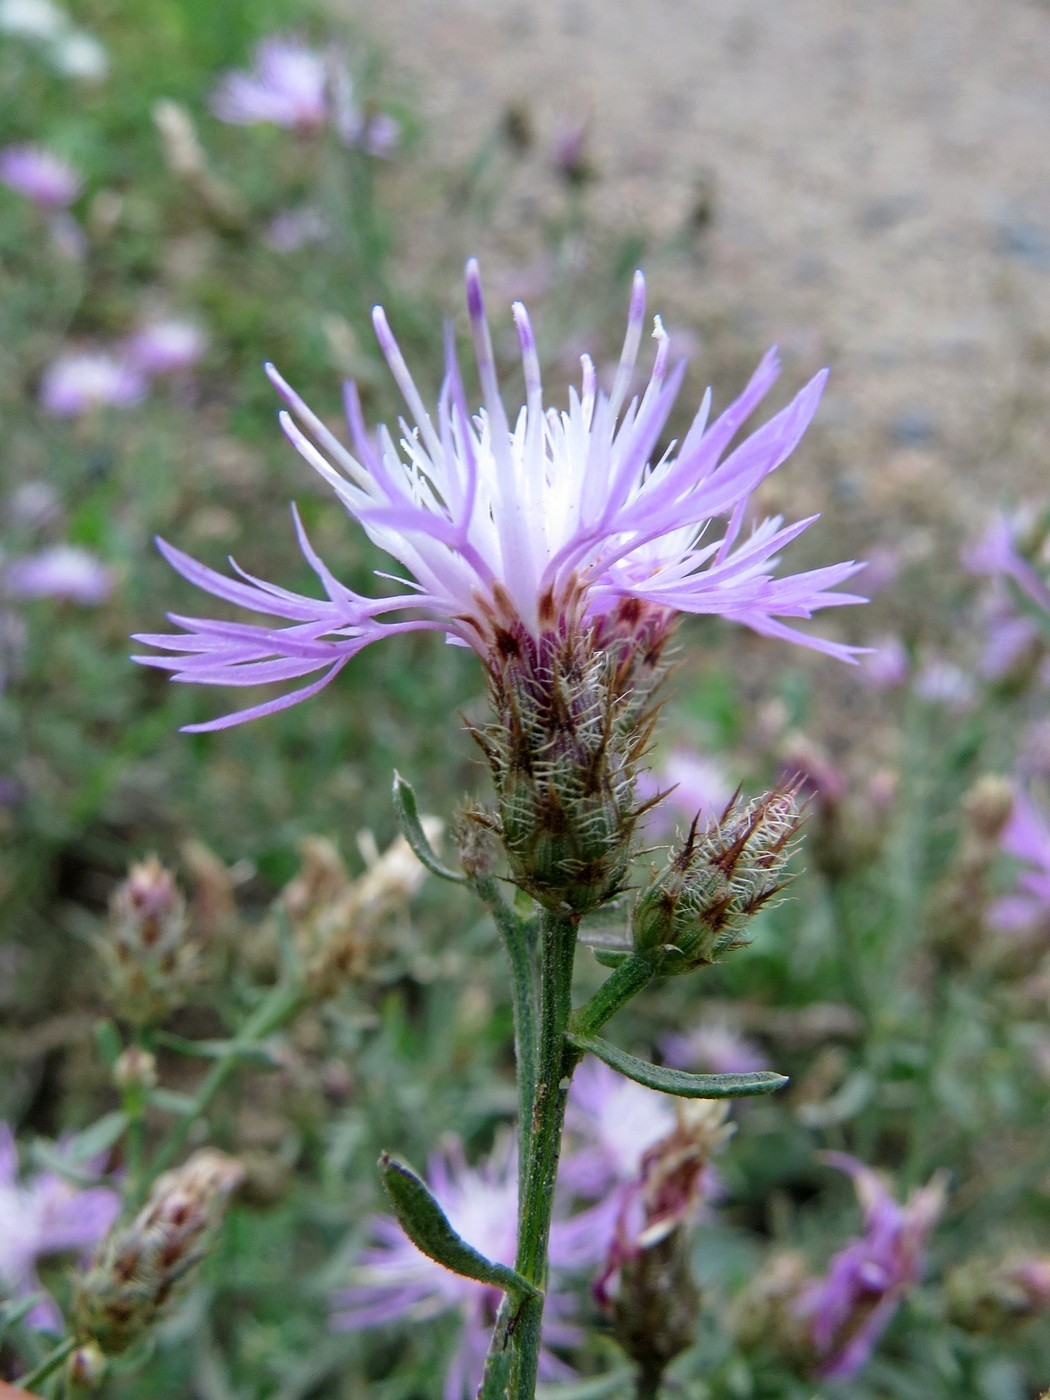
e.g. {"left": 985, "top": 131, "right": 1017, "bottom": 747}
{"left": 281, "top": 828, "right": 438, "bottom": 998}
{"left": 632, "top": 786, "right": 801, "bottom": 972}
{"left": 74, "top": 1149, "right": 243, "bottom": 1354}
{"left": 96, "top": 857, "right": 198, "bottom": 1026}
{"left": 474, "top": 594, "right": 674, "bottom": 914}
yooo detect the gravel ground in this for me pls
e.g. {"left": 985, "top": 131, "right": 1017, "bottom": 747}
{"left": 347, "top": 0, "right": 1050, "bottom": 554}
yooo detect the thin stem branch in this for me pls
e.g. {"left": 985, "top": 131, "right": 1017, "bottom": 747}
{"left": 570, "top": 951, "right": 656, "bottom": 1040}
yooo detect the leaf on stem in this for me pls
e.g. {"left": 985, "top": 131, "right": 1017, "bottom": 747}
{"left": 378, "top": 1153, "right": 540, "bottom": 1298}
{"left": 392, "top": 771, "right": 465, "bottom": 883}
{"left": 566, "top": 1032, "right": 788, "bottom": 1099}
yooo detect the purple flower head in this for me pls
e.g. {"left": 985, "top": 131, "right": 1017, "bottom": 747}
{"left": 264, "top": 205, "right": 330, "bottom": 253}
{"left": 637, "top": 748, "right": 736, "bottom": 839}
{"left": 0, "top": 1122, "right": 120, "bottom": 1330}
{"left": 332, "top": 1138, "right": 581, "bottom": 1400}
{"left": 965, "top": 510, "right": 1050, "bottom": 616}
{"left": 5, "top": 544, "right": 113, "bottom": 605}
{"left": 913, "top": 655, "right": 976, "bottom": 712}
{"left": 998, "top": 790, "right": 1050, "bottom": 920}
{"left": 593, "top": 1098, "right": 734, "bottom": 1307}
{"left": 797, "top": 1152, "right": 946, "bottom": 1379}
{"left": 134, "top": 262, "right": 867, "bottom": 732}
{"left": 857, "top": 633, "right": 910, "bottom": 690}
{"left": 124, "top": 319, "right": 207, "bottom": 378}
{"left": 562, "top": 1057, "right": 678, "bottom": 1200}
{"left": 39, "top": 350, "right": 147, "bottom": 417}
{"left": 211, "top": 36, "right": 332, "bottom": 133}
{"left": 0, "top": 142, "right": 80, "bottom": 210}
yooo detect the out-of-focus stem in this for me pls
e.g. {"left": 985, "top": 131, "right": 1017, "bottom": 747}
{"left": 138, "top": 980, "right": 303, "bottom": 1200}
{"left": 16, "top": 1336, "right": 76, "bottom": 1392}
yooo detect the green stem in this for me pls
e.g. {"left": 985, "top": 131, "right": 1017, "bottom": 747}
{"left": 571, "top": 952, "right": 656, "bottom": 1040}
{"left": 474, "top": 875, "right": 538, "bottom": 1197}
{"left": 635, "top": 1365, "right": 663, "bottom": 1400}
{"left": 16, "top": 1336, "right": 76, "bottom": 1392}
{"left": 512, "top": 909, "right": 581, "bottom": 1399}
{"left": 139, "top": 980, "right": 303, "bottom": 1200}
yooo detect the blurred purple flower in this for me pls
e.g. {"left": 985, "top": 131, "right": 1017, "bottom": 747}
{"left": 0, "top": 142, "right": 80, "bottom": 209}
{"left": 796, "top": 1153, "right": 945, "bottom": 1379}
{"left": 264, "top": 205, "right": 330, "bottom": 253}
{"left": 562, "top": 1057, "right": 678, "bottom": 1201}
{"left": 593, "top": 1098, "right": 734, "bottom": 1307}
{"left": 124, "top": 319, "right": 207, "bottom": 378}
{"left": 999, "top": 790, "right": 1050, "bottom": 911}
{"left": 135, "top": 261, "right": 867, "bottom": 732}
{"left": 332, "top": 1138, "right": 582, "bottom": 1400}
{"left": 361, "top": 112, "right": 400, "bottom": 158}
{"left": 661, "top": 1022, "right": 769, "bottom": 1076}
{"left": 965, "top": 510, "right": 1050, "bottom": 615}
{"left": 211, "top": 36, "right": 330, "bottom": 132}
{"left": 39, "top": 350, "right": 147, "bottom": 417}
{"left": 0, "top": 1122, "right": 120, "bottom": 1330}
{"left": 5, "top": 544, "right": 113, "bottom": 604}
{"left": 913, "top": 656, "right": 976, "bottom": 712}
{"left": 857, "top": 633, "right": 910, "bottom": 690}
{"left": 637, "top": 748, "right": 735, "bottom": 839}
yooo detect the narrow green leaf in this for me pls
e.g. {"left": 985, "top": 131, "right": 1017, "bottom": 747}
{"left": 148, "top": 1088, "right": 199, "bottom": 1116}
{"left": 93, "top": 1019, "right": 123, "bottom": 1069}
{"left": 30, "top": 1111, "right": 129, "bottom": 1184}
{"left": 392, "top": 771, "right": 464, "bottom": 883}
{"left": 379, "top": 1153, "right": 540, "bottom": 1298}
{"left": 566, "top": 1032, "right": 788, "bottom": 1099}
{"left": 152, "top": 1031, "right": 282, "bottom": 1067}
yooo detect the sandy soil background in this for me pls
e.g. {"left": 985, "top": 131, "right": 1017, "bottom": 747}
{"left": 344, "top": 0, "right": 1050, "bottom": 575}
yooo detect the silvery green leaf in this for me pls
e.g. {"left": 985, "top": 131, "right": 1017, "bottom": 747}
{"left": 392, "top": 771, "right": 464, "bottom": 883}
{"left": 567, "top": 1032, "right": 788, "bottom": 1099}
{"left": 379, "top": 1153, "right": 539, "bottom": 1297}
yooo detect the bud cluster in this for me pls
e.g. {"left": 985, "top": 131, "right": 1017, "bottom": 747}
{"left": 473, "top": 592, "right": 674, "bottom": 914}
{"left": 96, "top": 857, "right": 198, "bottom": 1026}
{"left": 74, "top": 1149, "right": 244, "bottom": 1354}
{"left": 281, "top": 827, "right": 438, "bottom": 997}
{"left": 632, "top": 786, "right": 801, "bottom": 972}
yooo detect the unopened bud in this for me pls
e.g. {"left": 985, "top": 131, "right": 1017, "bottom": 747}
{"left": 97, "top": 857, "right": 198, "bottom": 1026}
{"left": 67, "top": 1341, "right": 106, "bottom": 1389}
{"left": 478, "top": 597, "right": 675, "bottom": 914}
{"left": 632, "top": 787, "right": 801, "bottom": 973}
{"left": 282, "top": 829, "right": 437, "bottom": 998}
{"left": 729, "top": 1250, "right": 812, "bottom": 1359}
{"left": 962, "top": 774, "right": 1014, "bottom": 843}
{"left": 74, "top": 1149, "right": 243, "bottom": 1354}
{"left": 947, "top": 1254, "right": 1050, "bottom": 1335}
{"left": 113, "top": 1047, "right": 158, "bottom": 1094}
